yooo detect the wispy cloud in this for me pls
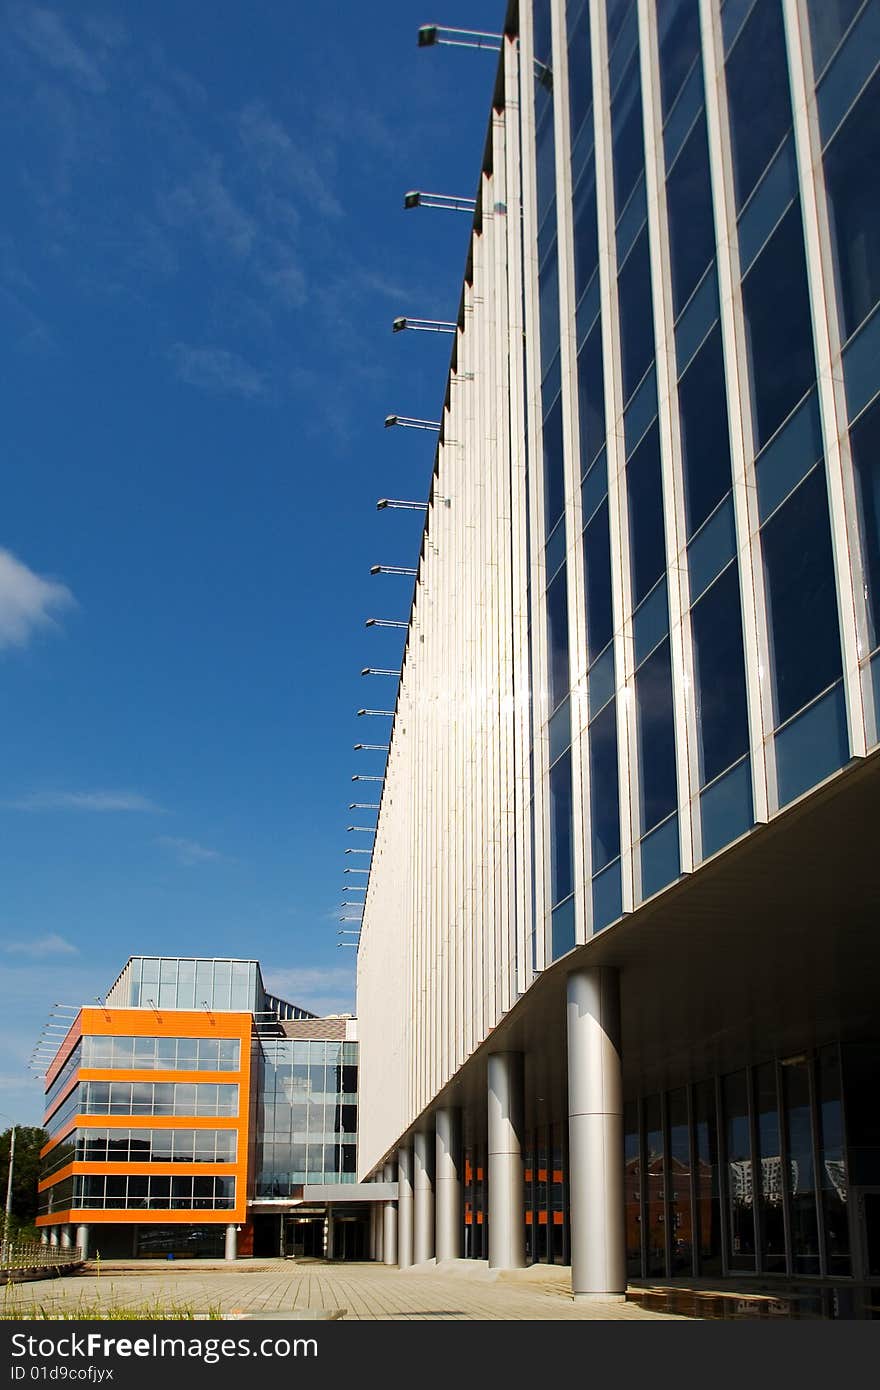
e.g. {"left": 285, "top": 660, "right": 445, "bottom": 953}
{"left": 262, "top": 965, "right": 355, "bottom": 1017}
{"left": 3, "top": 790, "right": 163, "bottom": 813}
{"left": 161, "top": 157, "right": 257, "bottom": 260}
{"left": 0, "top": 548, "right": 74, "bottom": 649}
{"left": 157, "top": 835, "right": 223, "bottom": 867}
{"left": 3, "top": 933, "right": 79, "bottom": 958}
{"left": 238, "top": 102, "right": 342, "bottom": 221}
{"left": 9, "top": 5, "right": 107, "bottom": 94}
{"left": 169, "top": 342, "right": 265, "bottom": 398}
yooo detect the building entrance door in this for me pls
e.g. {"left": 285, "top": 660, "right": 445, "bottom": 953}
{"left": 286, "top": 1216, "right": 325, "bottom": 1258}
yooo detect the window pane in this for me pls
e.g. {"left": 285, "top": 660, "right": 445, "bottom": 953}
{"left": 762, "top": 464, "right": 843, "bottom": 725}
{"left": 644, "top": 1095, "right": 666, "bottom": 1276}
{"left": 546, "top": 567, "right": 570, "bottom": 711}
{"left": 658, "top": 0, "right": 703, "bottom": 120}
{"left": 567, "top": 0, "right": 593, "bottom": 138}
{"left": 635, "top": 638, "right": 678, "bottom": 834}
{"left": 694, "top": 1080, "right": 723, "bottom": 1276}
{"left": 584, "top": 499, "right": 613, "bottom": 662}
{"left": 543, "top": 395, "right": 565, "bottom": 535}
{"left": 817, "top": 1046, "right": 851, "bottom": 1276}
{"left": 723, "top": 1069, "right": 756, "bottom": 1269}
{"left": 577, "top": 323, "right": 605, "bottom": 471}
{"left": 612, "top": 51, "right": 645, "bottom": 215}
{"left": 726, "top": 0, "right": 792, "bottom": 210}
{"left": 573, "top": 165, "right": 599, "bottom": 302}
{"left": 668, "top": 1087, "right": 692, "bottom": 1275}
{"left": 743, "top": 204, "right": 817, "bottom": 449}
{"left": 549, "top": 749, "right": 574, "bottom": 905}
{"left": 824, "top": 69, "right": 880, "bottom": 340}
{"left": 627, "top": 423, "right": 666, "bottom": 606}
{"left": 666, "top": 112, "right": 715, "bottom": 317}
{"left": 755, "top": 1063, "right": 786, "bottom": 1271}
{"left": 678, "top": 327, "right": 732, "bottom": 535}
{"left": 589, "top": 698, "right": 620, "bottom": 870}
{"left": 691, "top": 563, "right": 750, "bottom": 784}
{"left": 783, "top": 1061, "right": 821, "bottom": 1275}
{"left": 807, "top": 0, "right": 864, "bottom": 76}
{"left": 850, "top": 396, "right": 880, "bottom": 650}
{"left": 618, "top": 230, "right": 654, "bottom": 403}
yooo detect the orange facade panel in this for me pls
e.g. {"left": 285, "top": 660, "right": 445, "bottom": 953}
{"left": 38, "top": 1007, "right": 253, "bottom": 1225}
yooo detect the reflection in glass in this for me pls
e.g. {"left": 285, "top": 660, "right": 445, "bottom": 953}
{"left": 755, "top": 1063, "right": 787, "bottom": 1271}
{"left": 644, "top": 1095, "right": 666, "bottom": 1276}
{"left": 784, "top": 1060, "right": 821, "bottom": 1275}
{"left": 817, "top": 1045, "right": 851, "bottom": 1275}
{"left": 624, "top": 1101, "right": 642, "bottom": 1276}
{"left": 694, "top": 1080, "right": 723, "bottom": 1276}
{"left": 724, "top": 1069, "right": 756, "bottom": 1269}
{"left": 668, "top": 1088, "right": 692, "bottom": 1274}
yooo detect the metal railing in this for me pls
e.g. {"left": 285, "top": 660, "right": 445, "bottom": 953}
{"left": 1, "top": 1240, "right": 83, "bottom": 1272}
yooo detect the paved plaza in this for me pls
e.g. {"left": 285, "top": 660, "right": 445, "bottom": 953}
{"left": 2, "top": 1259, "right": 682, "bottom": 1320}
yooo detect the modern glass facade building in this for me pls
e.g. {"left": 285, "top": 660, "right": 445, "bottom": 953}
{"left": 355, "top": 0, "right": 880, "bottom": 1302}
{"left": 36, "top": 958, "right": 367, "bottom": 1260}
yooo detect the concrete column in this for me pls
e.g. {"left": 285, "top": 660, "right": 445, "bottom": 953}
{"left": 326, "top": 1205, "right": 334, "bottom": 1260}
{"left": 75, "top": 1225, "right": 90, "bottom": 1260}
{"left": 383, "top": 1160, "right": 398, "bottom": 1266}
{"left": 60, "top": 1226, "right": 73, "bottom": 1250}
{"left": 397, "top": 1143, "right": 414, "bottom": 1269}
{"left": 279, "top": 1214, "right": 285, "bottom": 1257}
{"left": 487, "top": 1051, "right": 525, "bottom": 1269}
{"left": 435, "top": 1107, "right": 462, "bottom": 1262}
{"left": 40, "top": 1230, "right": 49, "bottom": 1247}
{"left": 413, "top": 1130, "right": 435, "bottom": 1264}
{"left": 567, "top": 966, "right": 625, "bottom": 1300}
{"left": 224, "top": 1223, "right": 237, "bottom": 1262}
{"left": 375, "top": 1200, "right": 384, "bottom": 1262}
{"left": 49, "top": 1227, "right": 59, "bottom": 1249}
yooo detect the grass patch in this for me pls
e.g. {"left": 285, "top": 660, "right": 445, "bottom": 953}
{"left": 2, "top": 1290, "right": 223, "bottom": 1320}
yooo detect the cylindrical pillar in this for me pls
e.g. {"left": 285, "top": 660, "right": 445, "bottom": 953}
{"left": 60, "top": 1226, "right": 73, "bottom": 1250}
{"left": 49, "top": 1227, "right": 59, "bottom": 1249}
{"left": 567, "top": 966, "right": 625, "bottom": 1300}
{"left": 413, "top": 1130, "right": 435, "bottom": 1264}
{"left": 397, "top": 1143, "right": 414, "bottom": 1269}
{"left": 487, "top": 1051, "right": 525, "bottom": 1269}
{"left": 435, "top": 1107, "right": 462, "bottom": 1262}
{"left": 224, "top": 1223, "right": 237, "bottom": 1261}
{"left": 383, "top": 1160, "right": 398, "bottom": 1266}
{"left": 40, "top": 1230, "right": 49, "bottom": 1247}
{"left": 326, "top": 1205, "right": 334, "bottom": 1260}
{"left": 76, "top": 1225, "right": 90, "bottom": 1260}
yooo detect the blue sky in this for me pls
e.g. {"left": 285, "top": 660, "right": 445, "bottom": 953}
{"left": 0, "top": 0, "right": 503, "bottom": 1123}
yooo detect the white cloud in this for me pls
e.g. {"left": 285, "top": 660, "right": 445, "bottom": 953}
{"left": 0, "top": 547, "right": 74, "bottom": 649}
{"left": 3, "top": 790, "right": 162, "bottom": 813}
{"left": 3, "top": 933, "right": 79, "bottom": 958}
{"left": 157, "top": 835, "right": 222, "bottom": 867}
{"left": 262, "top": 965, "right": 355, "bottom": 1017}
{"left": 10, "top": 6, "right": 107, "bottom": 94}
{"left": 169, "top": 343, "right": 265, "bottom": 398}
{"left": 238, "top": 102, "right": 342, "bottom": 221}
{"left": 162, "top": 158, "right": 257, "bottom": 260}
